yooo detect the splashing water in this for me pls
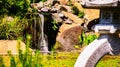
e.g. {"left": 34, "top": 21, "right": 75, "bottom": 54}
{"left": 38, "top": 14, "right": 49, "bottom": 52}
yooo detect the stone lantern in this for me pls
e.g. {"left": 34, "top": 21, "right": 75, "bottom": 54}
{"left": 74, "top": 0, "right": 120, "bottom": 67}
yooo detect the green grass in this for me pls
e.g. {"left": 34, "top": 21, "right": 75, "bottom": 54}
{"left": 0, "top": 51, "right": 79, "bottom": 67}
{"left": 0, "top": 36, "right": 120, "bottom": 67}
{"left": 97, "top": 55, "right": 120, "bottom": 67}
{"left": 1, "top": 52, "right": 120, "bottom": 67}
{"left": 41, "top": 52, "right": 79, "bottom": 67}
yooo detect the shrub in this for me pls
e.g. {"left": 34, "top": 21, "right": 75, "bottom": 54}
{"left": 0, "top": 16, "right": 28, "bottom": 39}
{"left": 72, "top": 6, "right": 84, "bottom": 18}
{"left": 6, "top": 35, "right": 43, "bottom": 67}
{"left": 79, "top": 32, "right": 98, "bottom": 46}
{"left": 0, "top": 0, "right": 31, "bottom": 16}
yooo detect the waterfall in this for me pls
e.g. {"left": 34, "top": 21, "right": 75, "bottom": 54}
{"left": 38, "top": 14, "right": 49, "bottom": 52}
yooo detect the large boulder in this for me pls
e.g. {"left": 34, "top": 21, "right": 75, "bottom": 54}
{"left": 56, "top": 23, "right": 82, "bottom": 51}
{"left": 0, "top": 40, "right": 32, "bottom": 55}
{"left": 55, "top": 9, "right": 99, "bottom": 51}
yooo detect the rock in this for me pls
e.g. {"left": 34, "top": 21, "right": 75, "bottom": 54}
{"left": 56, "top": 23, "right": 82, "bottom": 51}
{"left": 58, "top": 13, "right": 64, "bottom": 17}
{"left": 84, "top": 9, "right": 99, "bottom": 22}
{"left": 30, "top": 0, "right": 100, "bottom": 51}
{"left": 64, "top": 19, "right": 73, "bottom": 24}
{"left": 72, "top": 2, "right": 84, "bottom": 12}
{"left": 83, "top": 9, "right": 99, "bottom": 31}
{"left": 5, "top": 16, "right": 14, "bottom": 22}
{"left": 0, "top": 40, "right": 33, "bottom": 55}
{"left": 31, "top": 2, "right": 44, "bottom": 9}
{"left": 62, "top": 11, "right": 84, "bottom": 24}
{"left": 51, "top": 7, "right": 58, "bottom": 12}
{"left": 41, "top": 7, "right": 49, "bottom": 12}
{"left": 61, "top": 5, "right": 72, "bottom": 12}
{"left": 52, "top": 13, "right": 63, "bottom": 22}
{"left": 58, "top": 0, "right": 69, "bottom": 5}
{"left": 70, "top": 2, "right": 100, "bottom": 31}
{"left": 44, "top": 0, "right": 53, "bottom": 6}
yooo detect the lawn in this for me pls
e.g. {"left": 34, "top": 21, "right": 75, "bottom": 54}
{"left": 1, "top": 51, "right": 120, "bottom": 67}
{"left": 97, "top": 55, "right": 120, "bottom": 67}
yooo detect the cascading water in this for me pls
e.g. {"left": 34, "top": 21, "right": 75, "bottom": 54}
{"left": 38, "top": 14, "right": 49, "bottom": 52}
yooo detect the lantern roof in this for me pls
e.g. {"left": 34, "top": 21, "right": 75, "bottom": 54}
{"left": 81, "top": 0, "right": 120, "bottom": 8}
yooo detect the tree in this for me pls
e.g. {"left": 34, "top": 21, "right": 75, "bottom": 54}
{"left": 0, "top": 0, "right": 31, "bottom": 16}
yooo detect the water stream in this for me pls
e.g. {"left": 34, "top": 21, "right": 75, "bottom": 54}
{"left": 38, "top": 14, "right": 49, "bottom": 52}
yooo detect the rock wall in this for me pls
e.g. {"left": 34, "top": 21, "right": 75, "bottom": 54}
{"left": 30, "top": 0, "right": 100, "bottom": 51}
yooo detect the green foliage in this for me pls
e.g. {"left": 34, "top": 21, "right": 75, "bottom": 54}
{"left": 0, "top": 16, "right": 28, "bottom": 39}
{"left": 17, "top": 36, "right": 42, "bottom": 67}
{"left": 0, "top": 0, "right": 32, "bottom": 16}
{"left": 52, "top": 20, "right": 59, "bottom": 31}
{"left": 41, "top": 0, "right": 47, "bottom": 2}
{"left": 0, "top": 57, "right": 5, "bottom": 67}
{"left": 5, "top": 35, "right": 43, "bottom": 67}
{"left": 78, "top": 11, "right": 84, "bottom": 18}
{"left": 72, "top": 6, "right": 84, "bottom": 18}
{"left": 79, "top": 32, "right": 98, "bottom": 45}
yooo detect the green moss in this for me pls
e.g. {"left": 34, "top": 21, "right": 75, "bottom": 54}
{"left": 97, "top": 55, "right": 120, "bottom": 67}
{"left": 1, "top": 52, "right": 120, "bottom": 67}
